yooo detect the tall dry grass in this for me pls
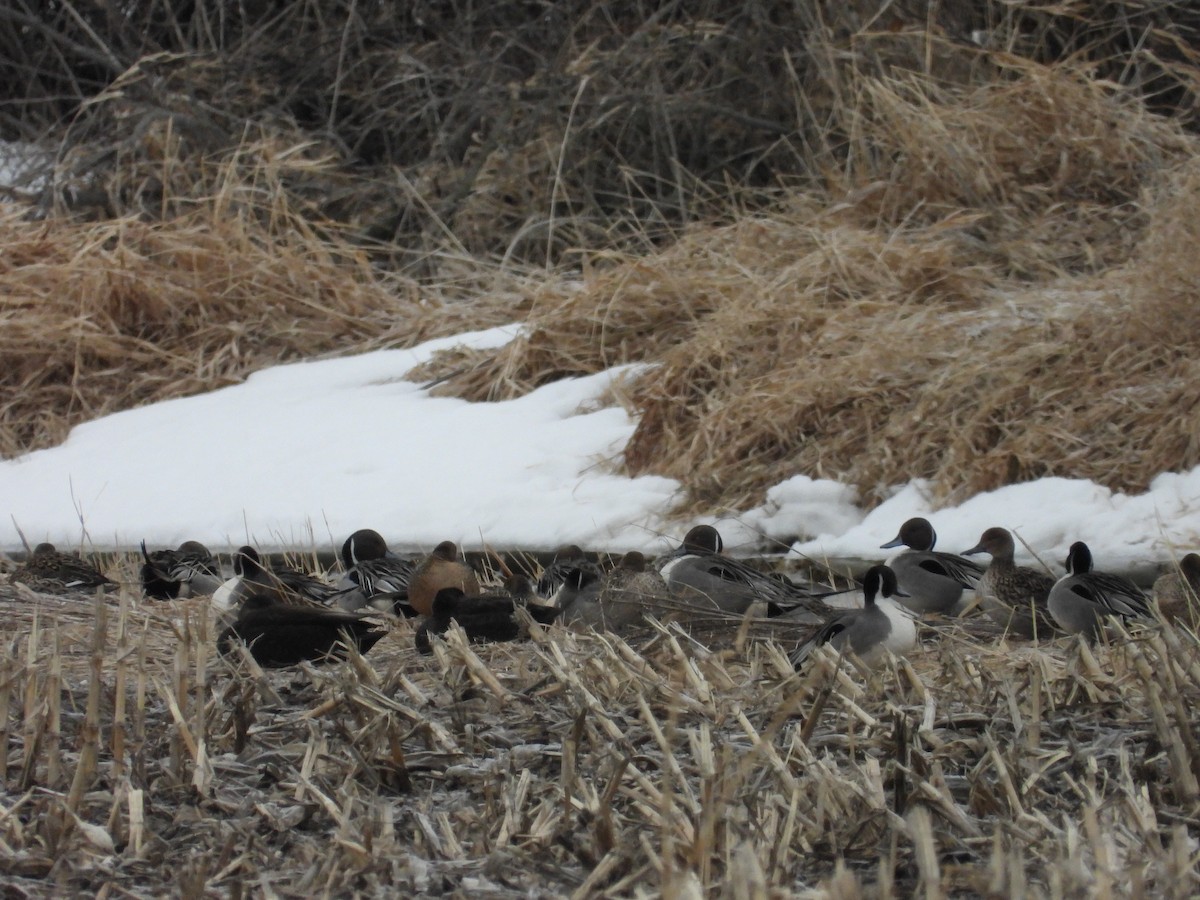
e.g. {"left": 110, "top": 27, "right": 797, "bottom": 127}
{"left": 438, "top": 54, "right": 1200, "bottom": 512}
{"left": 4, "top": 565, "right": 1200, "bottom": 894}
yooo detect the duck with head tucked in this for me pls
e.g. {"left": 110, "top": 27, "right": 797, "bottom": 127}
{"left": 13, "top": 543, "right": 115, "bottom": 594}
{"left": 140, "top": 540, "right": 222, "bottom": 600}
{"left": 562, "top": 551, "right": 671, "bottom": 632}
{"left": 336, "top": 528, "right": 417, "bottom": 615}
{"left": 1152, "top": 553, "right": 1200, "bottom": 625}
{"left": 218, "top": 595, "right": 387, "bottom": 667}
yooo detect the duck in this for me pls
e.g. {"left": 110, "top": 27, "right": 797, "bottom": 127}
{"left": 563, "top": 551, "right": 671, "bottom": 632}
{"left": 335, "top": 528, "right": 417, "bottom": 615}
{"left": 880, "top": 517, "right": 984, "bottom": 615}
{"left": 789, "top": 565, "right": 917, "bottom": 668}
{"left": 963, "top": 527, "right": 1058, "bottom": 639}
{"left": 140, "top": 540, "right": 222, "bottom": 599}
{"left": 658, "top": 525, "right": 828, "bottom": 621}
{"left": 1048, "top": 541, "right": 1153, "bottom": 640}
{"left": 12, "top": 543, "right": 115, "bottom": 594}
{"left": 218, "top": 594, "right": 387, "bottom": 667}
{"left": 220, "top": 546, "right": 335, "bottom": 611}
{"left": 550, "top": 557, "right": 605, "bottom": 618}
{"left": 537, "top": 544, "right": 602, "bottom": 604}
{"left": 1152, "top": 553, "right": 1200, "bottom": 624}
{"left": 407, "top": 541, "right": 481, "bottom": 617}
{"left": 414, "top": 576, "right": 562, "bottom": 654}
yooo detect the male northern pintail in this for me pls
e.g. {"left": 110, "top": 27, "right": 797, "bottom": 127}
{"left": 140, "top": 540, "right": 222, "bottom": 599}
{"left": 1048, "top": 542, "right": 1152, "bottom": 640}
{"left": 218, "top": 594, "right": 387, "bottom": 667}
{"left": 335, "top": 529, "right": 417, "bottom": 615}
{"left": 881, "top": 517, "right": 984, "bottom": 615}
{"left": 12, "top": 543, "right": 114, "bottom": 594}
{"left": 562, "top": 551, "right": 670, "bottom": 631}
{"left": 537, "top": 544, "right": 602, "bottom": 605}
{"left": 414, "top": 575, "right": 561, "bottom": 654}
{"left": 789, "top": 565, "right": 917, "bottom": 668}
{"left": 658, "top": 525, "right": 827, "bottom": 621}
{"left": 1152, "top": 553, "right": 1200, "bottom": 624}
{"left": 219, "top": 546, "right": 337, "bottom": 611}
{"left": 407, "top": 541, "right": 481, "bottom": 617}
{"left": 963, "top": 527, "right": 1058, "bottom": 639}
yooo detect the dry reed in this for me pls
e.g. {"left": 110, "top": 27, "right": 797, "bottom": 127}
{"left": 2, "top": 557, "right": 1199, "bottom": 895}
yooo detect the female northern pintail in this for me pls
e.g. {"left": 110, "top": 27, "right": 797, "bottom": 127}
{"left": 415, "top": 576, "right": 561, "bottom": 654}
{"left": 963, "top": 527, "right": 1058, "bottom": 639}
{"left": 336, "top": 529, "right": 417, "bottom": 615}
{"left": 1152, "top": 553, "right": 1200, "bottom": 624}
{"left": 12, "top": 543, "right": 114, "bottom": 594}
{"left": 880, "top": 517, "right": 983, "bottom": 615}
{"left": 563, "top": 551, "right": 670, "bottom": 632}
{"left": 1048, "top": 542, "right": 1152, "bottom": 640}
{"left": 218, "top": 594, "right": 387, "bottom": 667}
{"left": 658, "top": 525, "right": 827, "bottom": 621}
{"left": 140, "top": 540, "right": 222, "bottom": 599}
{"left": 789, "top": 565, "right": 917, "bottom": 668}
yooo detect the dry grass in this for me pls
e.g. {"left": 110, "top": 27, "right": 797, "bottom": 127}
{"left": 3, "top": 561, "right": 1200, "bottom": 896}
{"left": 0, "top": 184, "right": 533, "bottom": 458}
{"left": 435, "top": 57, "right": 1200, "bottom": 512}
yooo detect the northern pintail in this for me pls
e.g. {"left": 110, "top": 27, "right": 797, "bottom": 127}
{"left": 1048, "top": 541, "right": 1152, "bottom": 639}
{"left": 658, "top": 525, "right": 827, "bottom": 621}
{"left": 218, "top": 595, "right": 387, "bottom": 667}
{"left": 414, "top": 576, "right": 561, "bottom": 654}
{"left": 223, "top": 546, "right": 335, "bottom": 610}
{"left": 789, "top": 565, "right": 917, "bottom": 668}
{"left": 963, "top": 527, "right": 1057, "bottom": 639}
{"left": 563, "top": 551, "right": 670, "bottom": 631}
{"left": 537, "top": 544, "right": 602, "bottom": 604}
{"left": 336, "top": 529, "right": 417, "bottom": 615}
{"left": 880, "top": 517, "right": 984, "bottom": 615}
{"left": 12, "top": 543, "right": 114, "bottom": 594}
{"left": 140, "top": 540, "right": 222, "bottom": 599}
{"left": 1152, "top": 553, "right": 1200, "bottom": 624}
{"left": 407, "top": 541, "right": 480, "bottom": 617}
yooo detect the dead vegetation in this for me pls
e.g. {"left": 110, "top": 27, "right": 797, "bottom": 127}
{"left": 436, "top": 55, "right": 1200, "bottom": 512}
{"left": 4, "top": 2, "right": 1200, "bottom": 504}
{"left": 3, "top": 562, "right": 1200, "bottom": 896}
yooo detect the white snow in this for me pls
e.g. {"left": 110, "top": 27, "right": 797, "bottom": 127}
{"left": 3, "top": 325, "right": 1200, "bottom": 574}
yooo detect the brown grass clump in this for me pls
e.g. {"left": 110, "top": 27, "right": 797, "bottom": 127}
{"left": 5, "top": 562, "right": 1200, "bottom": 894}
{"left": 435, "top": 56, "right": 1200, "bottom": 512}
{"left": 0, "top": 192, "right": 529, "bottom": 458}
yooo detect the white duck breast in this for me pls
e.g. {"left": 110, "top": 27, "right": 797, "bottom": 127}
{"left": 790, "top": 565, "right": 917, "bottom": 668}
{"left": 1049, "top": 542, "right": 1152, "bottom": 640}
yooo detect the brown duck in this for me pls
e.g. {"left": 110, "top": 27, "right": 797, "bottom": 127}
{"left": 407, "top": 541, "right": 480, "bottom": 617}
{"left": 963, "top": 527, "right": 1058, "bottom": 639}
{"left": 13, "top": 543, "right": 115, "bottom": 594}
{"left": 1153, "top": 553, "right": 1200, "bottom": 624}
